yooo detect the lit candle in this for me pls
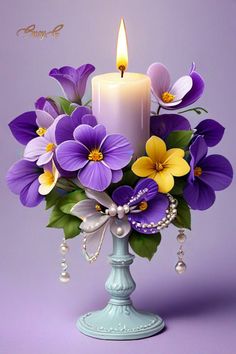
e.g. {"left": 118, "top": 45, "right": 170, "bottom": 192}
{"left": 92, "top": 19, "right": 151, "bottom": 157}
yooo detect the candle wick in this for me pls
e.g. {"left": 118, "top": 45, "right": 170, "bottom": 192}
{"left": 119, "top": 65, "right": 125, "bottom": 78}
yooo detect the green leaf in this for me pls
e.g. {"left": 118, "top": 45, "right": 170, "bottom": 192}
{"left": 58, "top": 97, "right": 77, "bottom": 115}
{"left": 45, "top": 189, "right": 61, "bottom": 209}
{"left": 56, "top": 177, "right": 78, "bottom": 192}
{"left": 170, "top": 178, "right": 186, "bottom": 195}
{"left": 47, "top": 204, "right": 81, "bottom": 239}
{"left": 59, "top": 189, "right": 86, "bottom": 214}
{"left": 166, "top": 130, "right": 193, "bottom": 149}
{"left": 172, "top": 196, "right": 191, "bottom": 230}
{"left": 129, "top": 231, "right": 161, "bottom": 260}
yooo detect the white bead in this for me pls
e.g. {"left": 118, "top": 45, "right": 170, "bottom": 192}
{"left": 60, "top": 243, "right": 69, "bottom": 255}
{"left": 175, "top": 261, "right": 187, "bottom": 274}
{"left": 108, "top": 205, "right": 117, "bottom": 216}
{"left": 123, "top": 204, "right": 130, "bottom": 214}
{"left": 117, "top": 206, "right": 125, "bottom": 219}
{"left": 177, "top": 233, "right": 186, "bottom": 243}
{"left": 59, "top": 271, "right": 70, "bottom": 283}
{"left": 116, "top": 227, "right": 124, "bottom": 236}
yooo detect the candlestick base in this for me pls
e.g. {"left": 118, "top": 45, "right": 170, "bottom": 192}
{"left": 77, "top": 301, "right": 164, "bottom": 340}
{"left": 77, "top": 232, "right": 165, "bottom": 340}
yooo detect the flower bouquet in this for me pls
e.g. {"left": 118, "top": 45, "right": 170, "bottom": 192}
{"left": 7, "top": 61, "right": 233, "bottom": 340}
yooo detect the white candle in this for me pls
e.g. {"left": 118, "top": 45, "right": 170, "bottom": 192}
{"left": 92, "top": 19, "right": 151, "bottom": 157}
{"left": 92, "top": 73, "right": 151, "bottom": 157}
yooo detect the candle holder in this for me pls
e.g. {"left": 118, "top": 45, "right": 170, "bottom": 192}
{"left": 78, "top": 232, "right": 164, "bottom": 340}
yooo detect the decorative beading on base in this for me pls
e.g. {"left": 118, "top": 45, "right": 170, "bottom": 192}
{"left": 77, "top": 302, "right": 164, "bottom": 340}
{"left": 77, "top": 232, "right": 165, "bottom": 340}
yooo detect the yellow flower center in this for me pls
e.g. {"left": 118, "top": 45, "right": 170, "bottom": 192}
{"left": 156, "top": 162, "right": 164, "bottom": 171}
{"left": 39, "top": 171, "right": 55, "bottom": 186}
{"left": 95, "top": 204, "right": 102, "bottom": 211}
{"left": 161, "top": 91, "right": 175, "bottom": 103}
{"left": 194, "top": 166, "right": 202, "bottom": 177}
{"left": 45, "top": 143, "right": 55, "bottom": 152}
{"left": 139, "top": 201, "right": 148, "bottom": 211}
{"left": 36, "top": 127, "right": 47, "bottom": 136}
{"left": 88, "top": 149, "right": 103, "bottom": 161}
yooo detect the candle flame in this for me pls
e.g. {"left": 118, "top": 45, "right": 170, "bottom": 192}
{"left": 116, "top": 18, "right": 128, "bottom": 75}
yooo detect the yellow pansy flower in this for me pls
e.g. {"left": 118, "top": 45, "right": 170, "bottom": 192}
{"left": 132, "top": 136, "right": 190, "bottom": 193}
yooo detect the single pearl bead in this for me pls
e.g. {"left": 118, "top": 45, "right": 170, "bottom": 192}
{"left": 116, "top": 227, "right": 124, "bottom": 236}
{"left": 175, "top": 261, "right": 187, "bottom": 274}
{"left": 60, "top": 243, "right": 69, "bottom": 255}
{"left": 108, "top": 205, "right": 117, "bottom": 216}
{"left": 177, "top": 233, "right": 186, "bottom": 243}
{"left": 59, "top": 271, "right": 70, "bottom": 283}
{"left": 117, "top": 206, "right": 125, "bottom": 219}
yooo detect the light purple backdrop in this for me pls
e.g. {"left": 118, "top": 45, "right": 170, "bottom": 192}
{"left": 1, "top": 0, "right": 236, "bottom": 353}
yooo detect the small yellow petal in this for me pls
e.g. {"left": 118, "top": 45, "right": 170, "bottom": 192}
{"left": 38, "top": 170, "right": 54, "bottom": 185}
{"left": 153, "top": 170, "right": 175, "bottom": 193}
{"left": 164, "top": 157, "right": 190, "bottom": 177}
{"left": 132, "top": 156, "right": 155, "bottom": 177}
{"left": 146, "top": 136, "right": 166, "bottom": 162}
{"left": 162, "top": 148, "right": 185, "bottom": 164}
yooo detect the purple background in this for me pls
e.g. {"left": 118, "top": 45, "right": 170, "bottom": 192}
{"left": 1, "top": 0, "right": 236, "bottom": 353}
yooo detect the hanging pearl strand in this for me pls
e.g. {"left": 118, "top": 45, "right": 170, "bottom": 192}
{"left": 59, "top": 238, "right": 70, "bottom": 283}
{"left": 175, "top": 229, "right": 187, "bottom": 274}
{"left": 82, "top": 222, "right": 108, "bottom": 263}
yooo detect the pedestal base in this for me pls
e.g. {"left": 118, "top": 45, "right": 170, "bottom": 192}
{"left": 77, "top": 300, "right": 165, "bottom": 340}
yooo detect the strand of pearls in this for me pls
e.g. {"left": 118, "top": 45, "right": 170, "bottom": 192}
{"left": 82, "top": 222, "right": 108, "bottom": 263}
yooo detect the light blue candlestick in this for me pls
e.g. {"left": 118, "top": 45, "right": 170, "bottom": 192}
{"left": 77, "top": 231, "right": 165, "bottom": 340}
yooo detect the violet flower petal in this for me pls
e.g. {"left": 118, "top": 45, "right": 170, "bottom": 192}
{"left": 76, "top": 64, "right": 95, "bottom": 99}
{"left": 112, "top": 185, "right": 134, "bottom": 205}
{"left": 35, "top": 97, "right": 60, "bottom": 118}
{"left": 183, "top": 179, "right": 216, "bottom": 210}
{"left": 56, "top": 141, "right": 89, "bottom": 171}
{"left": 147, "top": 63, "right": 170, "bottom": 100}
{"left": 150, "top": 114, "right": 191, "bottom": 140}
{"left": 73, "top": 124, "right": 106, "bottom": 150}
{"left": 111, "top": 169, "right": 123, "bottom": 183}
{"left": 6, "top": 159, "right": 44, "bottom": 207}
{"left": 199, "top": 154, "right": 233, "bottom": 191}
{"left": 78, "top": 161, "right": 112, "bottom": 191}
{"left": 101, "top": 134, "right": 133, "bottom": 170}
{"left": 9, "top": 111, "right": 38, "bottom": 145}
{"left": 195, "top": 119, "right": 225, "bottom": 147}
{"left": 35, "top": 110, "right": 54, "bottom": 129}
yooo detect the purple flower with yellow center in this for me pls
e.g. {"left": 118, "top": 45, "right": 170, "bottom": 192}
{"left": 112, "top": 178, "right": 175, "bottom": 234}
{"left": 49, "top": 64, "right": 95, "bottom": 103}
{"left": 147, "top": 62, "right": 204, "bottom": 110}
{"left": 56, "top": 124, "right": 133, "bottom": 191}
{"left": 24, "top": 118, "right": 58, "bottom": 166}
{"left": 6, "top": 159, "right": 44, "bottom": 207}
{"left": 9, "top": 97, "right": 61, "bottom": 145}
{"left": 183, "top": 136, "right": 233, "bottom": 210}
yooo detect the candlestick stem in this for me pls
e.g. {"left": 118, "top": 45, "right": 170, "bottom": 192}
{"left": 77, "top": 230, "right": 165, "bottom": 340}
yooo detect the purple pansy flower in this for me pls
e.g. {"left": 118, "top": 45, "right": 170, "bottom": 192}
{"left": 24, "top": 118, "right": 58, "bottom": 166}
{"left": 6, "top": 159, "right": 44, "bottom": 207}
{"left": 49, "top": 64, "right": 95, "bottom": 103}
{"left": 183, "top": 136, "right": 233, "bottom": 210}
{"left": 112, "top": 179, "right": 169, "bottom": 234}
{"left": 150, "top": 114, "right": 191, "bottom": 140}
{"left": 55, "top": 105, "right": 96, "bottom": 145}
{"left": 9, "top": 98, "right": 61, "bottom": 145}
{"left": 56, "top": 124, "right": 133, "bottom": 191}
{"left": 193, "top": 118, "right": 225, "bottom": 147}
{"left": 147, "top": 62, "right": 204, "bottom": 110}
